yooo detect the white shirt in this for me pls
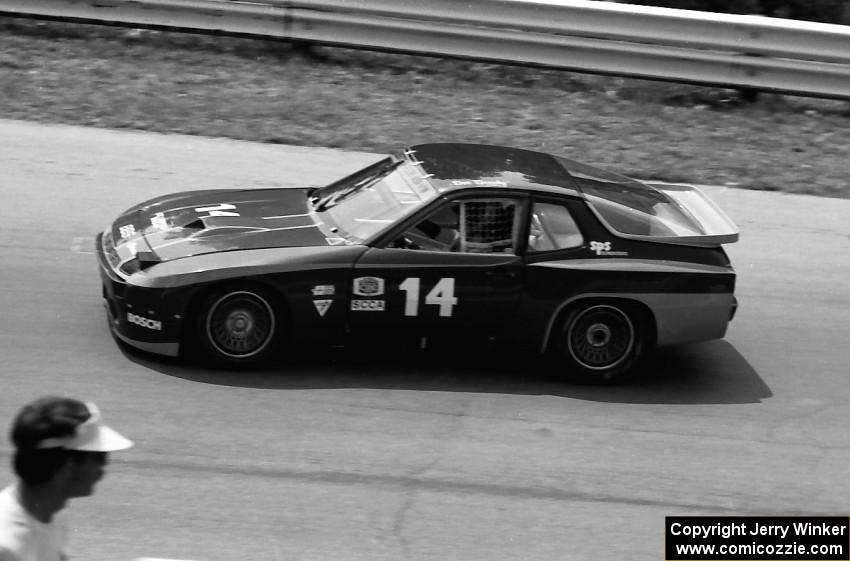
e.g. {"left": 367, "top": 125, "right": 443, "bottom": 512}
{"left": 0, "top": 485, "right": 68, "bottom": 561}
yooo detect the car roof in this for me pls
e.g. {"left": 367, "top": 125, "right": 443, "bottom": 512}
{"left": 406, "top": 143, "right": 647, "bottom": 199}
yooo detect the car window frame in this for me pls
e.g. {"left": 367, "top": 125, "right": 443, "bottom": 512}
{"left": 523, "top": 195, "right": 588, "bottom": 260}
{"left": 370, "top": 190, "right": 531, "bottom": 255}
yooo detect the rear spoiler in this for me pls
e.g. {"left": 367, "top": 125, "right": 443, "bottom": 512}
{"left": 642, "top": 182, "right": 739, "bottom": 247}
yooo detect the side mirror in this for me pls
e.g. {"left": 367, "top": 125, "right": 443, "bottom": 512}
{"left": 391, "top": 236, "right": 418, "bottom": 250}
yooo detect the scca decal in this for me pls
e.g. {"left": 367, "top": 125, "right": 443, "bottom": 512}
{"left": 351, "top": 299, "right": 385, "bottom": 311}
{"left": 353, "top": 276, "right": 385, "bottom": 296}
{"left": 127, "top": 312, "right": 162, "bottom": 331}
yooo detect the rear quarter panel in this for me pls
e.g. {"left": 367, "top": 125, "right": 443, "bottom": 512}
{"left": 516, "top": 258, "right": 736, "bottom": 352}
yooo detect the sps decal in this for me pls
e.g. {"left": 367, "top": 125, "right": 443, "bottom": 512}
{"left": 590, "top": 241, "right": 628, "bottom": 257}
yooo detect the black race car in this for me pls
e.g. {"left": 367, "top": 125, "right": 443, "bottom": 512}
{"left": 96, "top": 143, "right": 739, "bottom": 383}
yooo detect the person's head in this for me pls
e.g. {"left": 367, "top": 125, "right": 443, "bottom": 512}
{"left": 10, "top": 396, "right": 133, "bottom": 497}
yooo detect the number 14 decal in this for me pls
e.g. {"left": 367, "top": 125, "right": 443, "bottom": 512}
{"left": 399, "top": 277, "right": 458, "bottom": 317}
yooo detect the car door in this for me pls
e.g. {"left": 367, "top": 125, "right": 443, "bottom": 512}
{"left": 346, "top": 195, "right": 526, "bottom": 341}
{"left": 516, "top": 195, "right": 594, "bottom": 351}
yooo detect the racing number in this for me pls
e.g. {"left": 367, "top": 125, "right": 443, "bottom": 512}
{"left": 399, "top": 277, "right": 458, "bottom": 317}
{"left": 195, "top": 203, "right": 239, "bottom": 217}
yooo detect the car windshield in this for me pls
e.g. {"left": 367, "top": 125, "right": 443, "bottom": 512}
{"left": 312, "top": 159, "right": 439, "bottom": 243}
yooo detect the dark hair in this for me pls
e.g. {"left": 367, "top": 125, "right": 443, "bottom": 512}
{"left": 10, "top": 396, "right": 91, "bottom": 484}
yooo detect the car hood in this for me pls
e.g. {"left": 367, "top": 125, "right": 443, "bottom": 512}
{"left": 108, "top": 188, "right": 334, "bottom": 265}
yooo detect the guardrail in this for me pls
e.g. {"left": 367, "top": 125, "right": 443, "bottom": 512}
{"left": 1, "top": 0, "right": 849, "bottom": 99}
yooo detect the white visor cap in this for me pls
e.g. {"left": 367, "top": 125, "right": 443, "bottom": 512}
{"left": 35, "top": 402, "right": 134, "bottom": 452}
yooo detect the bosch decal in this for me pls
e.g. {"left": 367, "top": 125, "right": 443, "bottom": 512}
{"left": 127, "top": 312, "right": 162, "bottom": 331}
{"left": 353, "top": 276, "right": 385, "bottom": 297}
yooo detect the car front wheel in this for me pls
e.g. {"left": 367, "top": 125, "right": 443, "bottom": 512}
{"left": 198, "top": 287, "right": 279, "bottom": 364}
{"left": 554, "top": 302, "right": 645, "bottom": 384}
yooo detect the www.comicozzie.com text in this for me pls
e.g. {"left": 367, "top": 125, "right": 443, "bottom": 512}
{"left": 673, "top": 541, "right": 844, "bottom": 558}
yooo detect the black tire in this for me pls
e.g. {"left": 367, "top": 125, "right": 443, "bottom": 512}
{"left": 554, "top": 302, "right": 645, "bottom": 384}
{"left": 197, "top": 287, "right": 280, "bottom": 364}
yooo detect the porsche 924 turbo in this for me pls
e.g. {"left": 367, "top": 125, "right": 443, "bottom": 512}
{"left": 96, "top": 143, "right": 739, "bottom": 383}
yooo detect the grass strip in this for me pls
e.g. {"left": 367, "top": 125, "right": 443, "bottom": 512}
{"left": 1, "top": 17, "right": 847, "bottom": 198}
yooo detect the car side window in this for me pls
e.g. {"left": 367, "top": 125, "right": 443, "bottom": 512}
{"left": 528, "top": 201, "right": 584, "bottom": 252}
{"left": 393, "top": 198, "right": 519, "bottom": 254}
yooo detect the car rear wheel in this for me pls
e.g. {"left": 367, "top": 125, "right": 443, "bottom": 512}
{"left": 554, "top": 302, "right": 645, "bottom": 384}
{"left": 198, "top": 287, "right": 279, "bottom": 364}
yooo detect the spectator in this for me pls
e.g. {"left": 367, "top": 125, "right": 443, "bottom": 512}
{"left": 0, "top": 397, "right": 133, "bottom": 561}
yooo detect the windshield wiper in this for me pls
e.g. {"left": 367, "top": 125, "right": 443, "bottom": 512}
{"left": 312, "top": 184, "right": 360, "bottom": 212}
{"left": 310, "top": 157, "right": 402, "bottom": 212}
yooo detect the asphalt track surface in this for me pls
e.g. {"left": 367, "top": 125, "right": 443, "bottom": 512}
{"left": 0, "top": 119, "right": 848, "bottom": 561}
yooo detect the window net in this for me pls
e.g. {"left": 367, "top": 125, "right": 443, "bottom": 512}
{"left": 460, "top": 200, "right": 516, "bottom": 253}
